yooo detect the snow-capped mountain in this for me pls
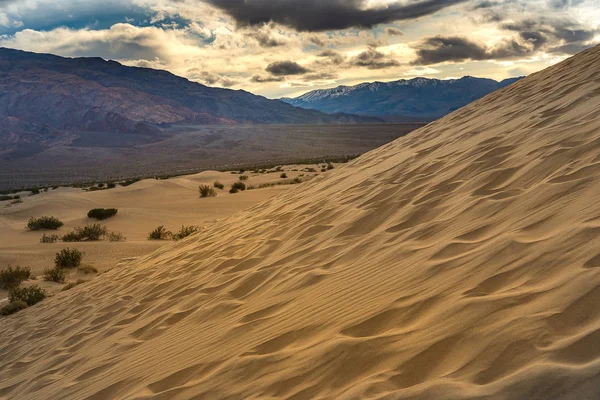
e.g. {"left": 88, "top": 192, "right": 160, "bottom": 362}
{"left": 281, "top": 76, "right": 523, "bottom": 120}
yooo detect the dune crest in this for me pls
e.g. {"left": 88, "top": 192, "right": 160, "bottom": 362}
{"left": 2, "top": 46, "right": 600, "bottom": 399}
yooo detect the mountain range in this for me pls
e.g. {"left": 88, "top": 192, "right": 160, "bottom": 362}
{"left": 0, "top": 48, "right": 376, "bottom": 148}
{"left": 281, "top": 76, "right": 522, "bottom": 120}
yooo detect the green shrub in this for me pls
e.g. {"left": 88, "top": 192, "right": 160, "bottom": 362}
{"left": 148, "top": 226, "right": 172, "bottom": 240}
{"left": 40, "top": 233, "right": 60, "bottom": 243}
{"left": 30, "top": 188, "right": 40, "bottom": 195}
{"left": 280, "top": 173, "right": 287, "bottom": 179}
{"left": 62, "top": 224, "right": 107, "bottom": 242}
{"left": 214, "top": 181, "right": 225, "bottom": 190}
{"left": 231, "top": 182, "right": 246, "bottom": 192}
{"left": 107, "top": 182, "right": 116, "bottom": 189}
{"left": 77, "top": 265, "right": 98, "bottom": 274}
{"left": 55, "top": 248, "right": 83, "bottom": 268}
{"left": 87, "top": 208, "right": 118, "bottom": 220}
{"left": 239, "top": 175, "right": 249, "bottom": 181}
{"left": 1, "top": 300, "right": 28, "bottom": 316}
{"left": 294, "top": 177, "right": 302, "bottom": 184}
{"left": 43, "top": 266, "right": 66, "bottom": 283}
{"left": 8, "top": 286, "right": 46, "bottom": 306}
{"left": 172, "top": 226, "right": 199, "bottom": 241}
{"left": 107, "top": 232, "right": 126, "bottom": 242}
{"left": 62, "top": 279, "right": 86, "bottom": 291}
{"left": 0, "top": 266, "right": 31, "bottom": 290}
{"left": 327, "top": 163, "right": 334, "bottom": 170}
{"left": 230, "top": 187, "right": 239, "bottom": 194}
{"left": 27, "top": 216, "right": 64, "bottom": 231}
{"left": 199, "top": 185, "right": 217, "bottom": 198}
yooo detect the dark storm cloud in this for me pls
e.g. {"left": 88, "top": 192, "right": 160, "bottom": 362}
{"left": 204, "top": 0, "right": 468, "bottom": 32}
{"left": 548, "top": 0, "right": 584, "bottom": 9}
{"left": 251, "top": 74, "right": 285, "bottom": 83}
{"left": 266, "top": 61, "right": 310, "bottom": 76}
{"left": 350, "top": 45, "right": 400, "bottom": 69}
{"left": 411, "top": 36, "right": 530, "bottom": 65}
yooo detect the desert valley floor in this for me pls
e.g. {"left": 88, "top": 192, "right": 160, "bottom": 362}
{"left": 1, "top": 46, "right": 600, "bottom": 400}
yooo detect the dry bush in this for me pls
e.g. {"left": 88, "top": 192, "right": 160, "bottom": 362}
{"left": 0, "top": 266, "right": 31, "bottom": 290}
{"left": 55, "top": 248, "right": 83, "bottom": 268}
{"left": 199, "top": 185, "right": 217, "bottom": 198}
{"left": 148, "top": 226, "right": 172, "bottom": 240}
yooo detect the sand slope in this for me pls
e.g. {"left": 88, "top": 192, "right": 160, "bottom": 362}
{"left": 2, "top": 46, "right": 600, "bottom": 399}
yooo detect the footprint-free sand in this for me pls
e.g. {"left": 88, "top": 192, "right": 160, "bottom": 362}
{"left": 1, "top": 46, "right": 600, "bottom": 399}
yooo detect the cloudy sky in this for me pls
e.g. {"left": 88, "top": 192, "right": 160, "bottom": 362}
{"left": 0, "top": 0, "right": 598, "bottom": 98}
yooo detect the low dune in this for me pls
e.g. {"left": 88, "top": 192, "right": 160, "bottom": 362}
{"left": 1, "top": 46, "right": 600, "bottom": 399}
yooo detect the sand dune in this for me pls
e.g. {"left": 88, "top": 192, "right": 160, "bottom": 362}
{"left": 2, "top": 46, "right": 600, "bottom": 399}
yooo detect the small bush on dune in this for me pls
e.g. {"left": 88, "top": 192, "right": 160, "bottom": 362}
{"left": 43, "top": 266, "right": 66, "bottom": 283}
{"left": 148, "top": 226, "right": 172, "bottom": 240}
{"left": 87, "top": 208, "right": 118, "bottom": 220}
{"left": 107, "top": 231, "right": 126, "bottom": 242}
{"left": 294, "top": 177, "right": 302, "bottom": 184}
{"left": 55, "top": 248, "right": 83, "bottom": 268}
{"left": 1, "top": 300, "right": 28, "bottom": 316}
{"left": 230, "top": 182, "right": 246, "bottom": 194}
{"left": 213, "top": 181, "right": 225, "bottom": 190}
{"left": 327, "top": 163, "right": 334, "bottom": 170}
{"left": 172, "top": 225, "right": 199, "bottom": 241}
{"left": 8, "top": 285, "right": 46, "bottom": 306}
{"left": 107, "top": 183, "right": 116, "bottom": 189}
{"left": 280, "top": 173, "right": 287, "bottom": 179}
{"left": 0, "top": 266, "right": 32, "bottom": 290}
{"left": 199, "top": 185, "right": 217, "bottom": 198}
{"left": 62, "top": 224, "right": 107, "bottom": 242}
{"left": 40, "top": 233, "right": 60, "bottom": 243}
{"left": 239, "top": 175, "right": 249, "bottom": 181}
{"left": 27, "top": 216, "right": 64, "bottom": 231}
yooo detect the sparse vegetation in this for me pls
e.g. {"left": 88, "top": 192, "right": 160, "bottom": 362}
{"left": 1, "top": 300, "right": 28, "bottom": 316}
{"left": 172, "top": 225, "right": 199, "bottom": 241}
{"left": 87, "top": 208, "right": 118, "bottom": 220}
{"left": 199, "top": 185, "right": 217, "bottom": 198}
{"left": 230, "top": 182, "right": 246, "bottom": 193}
{"left": 62, "top": 224, "right": 107, "bottom": 242}
{"left": 55, "top": 248, "right": 83, "bottom": 268}
{"left": 148, "top": 226, "right": 172, "bottom": 240}
{"left": 40, "top": 233, "right": 60, "bottom": 243}
{"left": 214, "top": 181, "right": 225, "bottom": 190}
{"left": 27, "top": 216, "right": 64, "bottom": 231}
{"left": 107, "top": 183, "right": 116, "bottom": 189}
{"left": 30, "top": 188, "right": 41, "bottom": 196}
{"left": 43, "top": 266, "right": 67, "bottom": 283}
{"left": 280, "top": 173, "right": 288, "bottom": 179}
{"left": 294, "top": 177, "right": 302, "bottom": 184}
{"left": 0, "top": 266, "right": 32, "bottom": 290}
{"left": 8, "top": 285, "right": 46, "bottom": 306}
{"left": 107, "top": 231, "right": 126, "bottom": 242}
{"left": 239, "top": 175, "right": 249, "bottom": 181}
{"left": 77, "top": 265, "right": 98, "bottom": 274}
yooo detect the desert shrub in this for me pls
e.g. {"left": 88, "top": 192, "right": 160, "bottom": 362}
{"left": 27, "top": 216, "right": 64, "bottom": 231}
{"left": 77, "top": 265, "right": 98, "bottom": 274}
{"left": 0, "top": 266, "right": 31, "bottom": 290}
{"left": 199, "top": 185, "right": 217, "bottom": 198}
{"left": 107, "top": 182, "right": 116, "bottom": 189}
{"left": 1, "top": 300, "right": 29, "bottom": 316}
{"left": 9, "top": 286, "right": 46, "bottom": 306}
{"left": 327, "top": 163, "right": 334, "bottom": 170}
{"left": 0, "top": 195, "right": 12, "bottom": 201}
{"left": 62, "top": 224, "right": 107, "bottom": 242}
{"left": 40, "top": 233, "right": 60, "bottom": 243}
{"left": 231, "top": 182, "right": 246, "bottom": 192}
{"left": 148, "top": 226, "right": 172, "bottom": 240}
{"left": 87, "top": 208, "right": 118, "bottom": 220}
{"left": 294, "top": 177, "right": 302, "bottom": 183}
{"left": 62, "top": 279, "right": 86, "bottom": 291}
{"left": 172, "top": 225, "right": 199, "bottom": 241}
{"left": 229, "top": 187, "right": 239, "bottom": 194}
{"left": 214, "top": 181, "right": 225, "bottom": 190}
{"left": 98, "top": 183, "right": 105, "bottom": 188}
{"left": 30, "top": 188, "right": 40, "bottom": 196}
{"left": 43, "top": 266, "right": 66, "bottom": 283}
{"left": 239, "top": 175, "right": 249, "bottom": 181}
{"left": 55, "top": 248, "right": 83, "bottom": 268}
{"left": 280, "top": 173, "right": 288, "bottom": 179}
{"left": 247, "top": 185, "right": 256, "bottom": 190}
{"left": 107, "top": 231, "right": 126, "bottom": 242}
{"left": 305, "top": 168, "right": 317, "bottom": 173}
